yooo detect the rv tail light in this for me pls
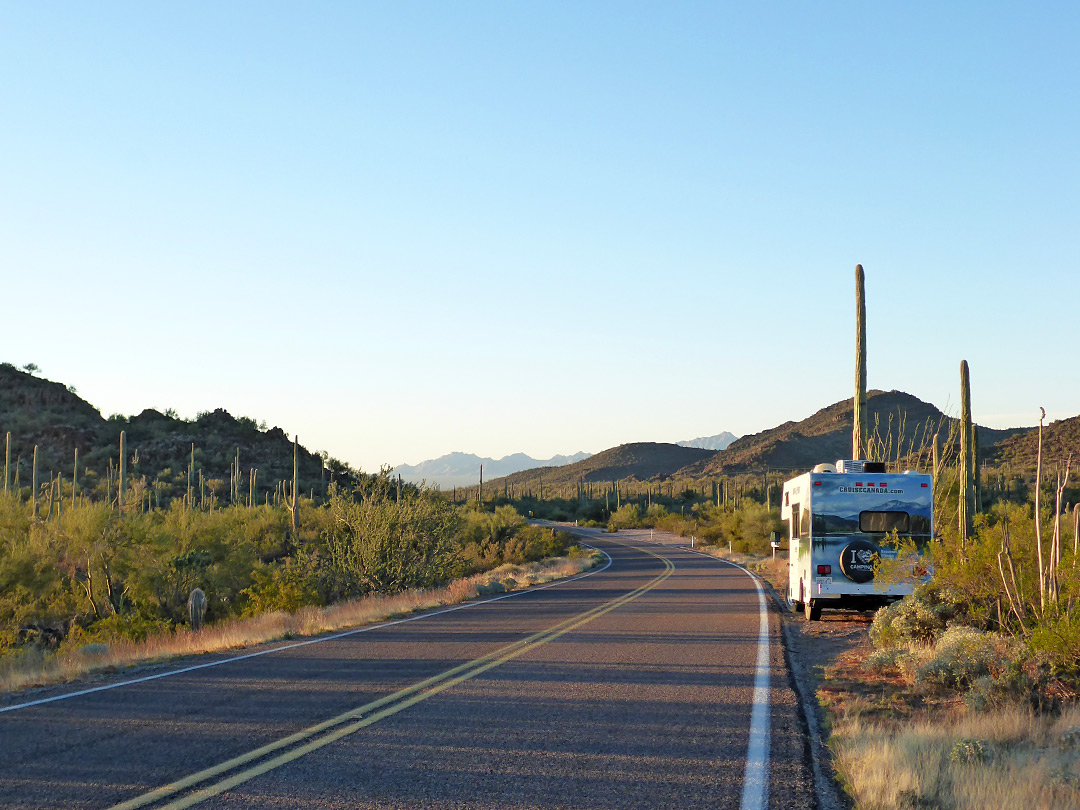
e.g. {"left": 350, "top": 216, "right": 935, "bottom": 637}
{"left": 879, "top": 482, "right": 887, "bottom": 487}
{"left": 921, "top": 483, "right": 929, "bottom": 488}
{"left": 817, "top": 565, "right": 832, "bottom": 575}
{"left": 813, "top": 481, "right": 822, "bottom": 487}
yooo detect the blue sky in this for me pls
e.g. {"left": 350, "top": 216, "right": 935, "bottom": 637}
{"left": 2, "top": 2, "right": 1077, "bottom": 471}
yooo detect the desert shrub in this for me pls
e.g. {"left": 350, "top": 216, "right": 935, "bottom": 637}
{"left": 608, "top": 503, "right": 640, "bottom": 530}
{"left": 1028, "top": 610, "right": 1080, "bottom": 678}
{"left": 948, "top": 737, "right": 993, "bottom": 765}
{"left": 869, "top": 583, "right": 969, "bottom": 648}
{"left": 322, "top": 485, "right": 461, "bottom": 598}
{"left": 60, "top": 611, "right": 172, "bottom": 648}
{"left": 862, "top": 646, "right": 909, "bottom": 675}
{"left": 240, "top": 556, "right": 322, "bottom": 615}
{"left": 916, "top": 626, "right": 1014, "bottom": 691}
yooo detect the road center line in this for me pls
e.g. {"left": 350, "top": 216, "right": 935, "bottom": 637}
{"left": 108, "top": 545, "right": 674, "bottom": 810}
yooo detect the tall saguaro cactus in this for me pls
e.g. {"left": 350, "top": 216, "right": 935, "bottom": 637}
{"left": 853, "top": 264, "right": 867, "bottom": 460}
{"left": 284, "top": 435, "right": 299, "bottom": 533}
{"left": 32, "top": 445, "right": 38, "bottom": 515}
{"left": 958, "top": 360, "right": 975, "bottom": 544}
{"left": 119, "top": 431, "right": 127, "bottom": 508}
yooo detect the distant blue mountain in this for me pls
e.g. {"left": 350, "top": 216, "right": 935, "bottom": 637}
{"left": 677, "top": 432, "right": 738, "bottom": 451}
{"left": 394, "top": 450, "right": 592, "bottom": 489}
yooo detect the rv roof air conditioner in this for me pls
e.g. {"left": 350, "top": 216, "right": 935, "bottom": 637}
{"left": 835, "top": 460, "right": 887, "bottom": 474}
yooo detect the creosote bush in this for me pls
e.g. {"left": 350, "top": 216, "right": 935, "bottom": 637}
{"left": 915, "top": 626, "right": 1015, "bottom": 691}
{"left": 870, "top": 582, "right": 970, "bottom": 649}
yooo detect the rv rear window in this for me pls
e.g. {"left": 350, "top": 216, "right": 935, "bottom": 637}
{"left": 860, "top": 511, "right": 910, "bottom": 533}
{"left": 909, "top": 514, "right": 932, "bottom": 534}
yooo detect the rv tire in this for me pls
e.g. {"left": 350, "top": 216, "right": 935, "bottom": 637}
{"left": 804, "top": 599, "right": 822, "bottom": 622}
{"left": 786, "top": 586, "right": 803, "bottom": 613}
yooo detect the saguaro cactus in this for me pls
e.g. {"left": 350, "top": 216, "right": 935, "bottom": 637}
{"left": 4, "top": 432, "right": 9, "bottom": 493}
{"left": 853, "top": 264, "right": 867, "bottom": 460}
{"left": 119, "top": 431, "right": 127, "bottom": 508}
{"left": 188, "top": 588, "right": 207, "bottom": 631}
{"left": 32, "top": 445, "right": 38, "bottom": 515}
{"left": 283, "top": 435, "right": 299, "bottom": 533}
{"left": 958, "top": 360, "right": 975, "bottom": 544}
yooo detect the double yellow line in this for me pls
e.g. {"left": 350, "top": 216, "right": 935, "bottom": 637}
{"left": 109, "top": 548, "right": 674, "bottom": 810}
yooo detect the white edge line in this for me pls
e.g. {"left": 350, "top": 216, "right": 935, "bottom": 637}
{"left": 1, "top": 546, "right": 612, "bottom": 715}
{"left": 681, "top": 547, "right": 771, "bottom": 810}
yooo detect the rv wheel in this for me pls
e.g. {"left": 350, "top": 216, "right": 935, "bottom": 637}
{"left": 787, "top": 587, "right": 802, "bottom": 613}
{"left": 804, "top": 599, "right": 822, "bottom": 622}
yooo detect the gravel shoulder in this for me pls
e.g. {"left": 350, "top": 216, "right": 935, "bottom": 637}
{"left": 775, "top": 604, "right": 871, "bottom": 810}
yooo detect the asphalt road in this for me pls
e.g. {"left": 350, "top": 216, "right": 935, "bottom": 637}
{"left": 0, "top": 530, "right": 815, "bottom": 810}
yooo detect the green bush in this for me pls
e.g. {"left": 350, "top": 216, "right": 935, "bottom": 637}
{"left": 61, "top": 612, "right": 173, "bottom": 649}
{"left": 915, "top": 626, "right": 1013, "bottom": 691}
{"left": 1028, "top": 611, "right": 1080, "bottom": 677}
{"left": 608, "top": 503, "right": 640, "bottom": 530}
{"left": 240, "top": 557, "right": 321, "bottom": 616}
{"left": 948, "top": 738, "right": 993, "bottom": 765}
{"left": 869, "top": 583, "right": 969, "bottom": 648}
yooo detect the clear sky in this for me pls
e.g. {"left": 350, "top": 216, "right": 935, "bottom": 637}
{"left": 2, "top": 2, "right": 1077, "bottom": 472}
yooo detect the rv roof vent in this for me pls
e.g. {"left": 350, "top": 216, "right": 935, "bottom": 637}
{"left": 812, "top": 463, "right": 836, "bottom": 474}
{"left": 902, "top": 470, "right": 919, "bottom": 475}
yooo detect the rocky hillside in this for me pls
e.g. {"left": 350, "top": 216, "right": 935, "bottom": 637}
{"left": 982, "top": 414, "right": 1080, "bottom": 473}
{"left": 0, "top": 363, "right": 347, "bottom": 504}
{"left": 677, "top": 390, "right": 1030, "bottom": 475}
{"left": 482, "top": 442, "right": 716, "bottom": 494}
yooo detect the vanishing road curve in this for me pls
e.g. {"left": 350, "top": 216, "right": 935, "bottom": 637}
{"left": 0, "top": 529, "right": 814, "bottom": 810}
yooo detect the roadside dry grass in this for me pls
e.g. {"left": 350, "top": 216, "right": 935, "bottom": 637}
{"left": 820, "top": 643, "right": 1080, "bottom": 809}
{"left": 830, "top": 706, "right": 1080, "bottom": 809}
{"left": 0, "top": 551, "right": 602, "bottom": 697}
{"left": 695, "top": 545, "right": 788, "bottom": 592}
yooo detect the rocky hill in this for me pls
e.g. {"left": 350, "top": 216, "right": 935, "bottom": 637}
{"left": 0, "top": 363, "right": 347, "bottom": 504}
{"left": 982, "top": 414, "right": 1080, "bottom": 473}
{"left": 481, "top": 442, "right": 716, "bottom": 494}
{"left": 677, "top": 390, "right": 1030, "bottom": 476}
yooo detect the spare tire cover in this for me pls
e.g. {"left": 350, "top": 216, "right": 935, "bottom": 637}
{"left": 839, "top": 539, "right": 878, "bottom": 583}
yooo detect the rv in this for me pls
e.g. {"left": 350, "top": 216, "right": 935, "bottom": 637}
{"left": 781, "top": 460, "right": 933, "bottom": 621}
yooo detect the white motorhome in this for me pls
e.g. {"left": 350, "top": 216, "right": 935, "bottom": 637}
{"left": 781, "top": 460, "right": 933, "bottom": 621}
